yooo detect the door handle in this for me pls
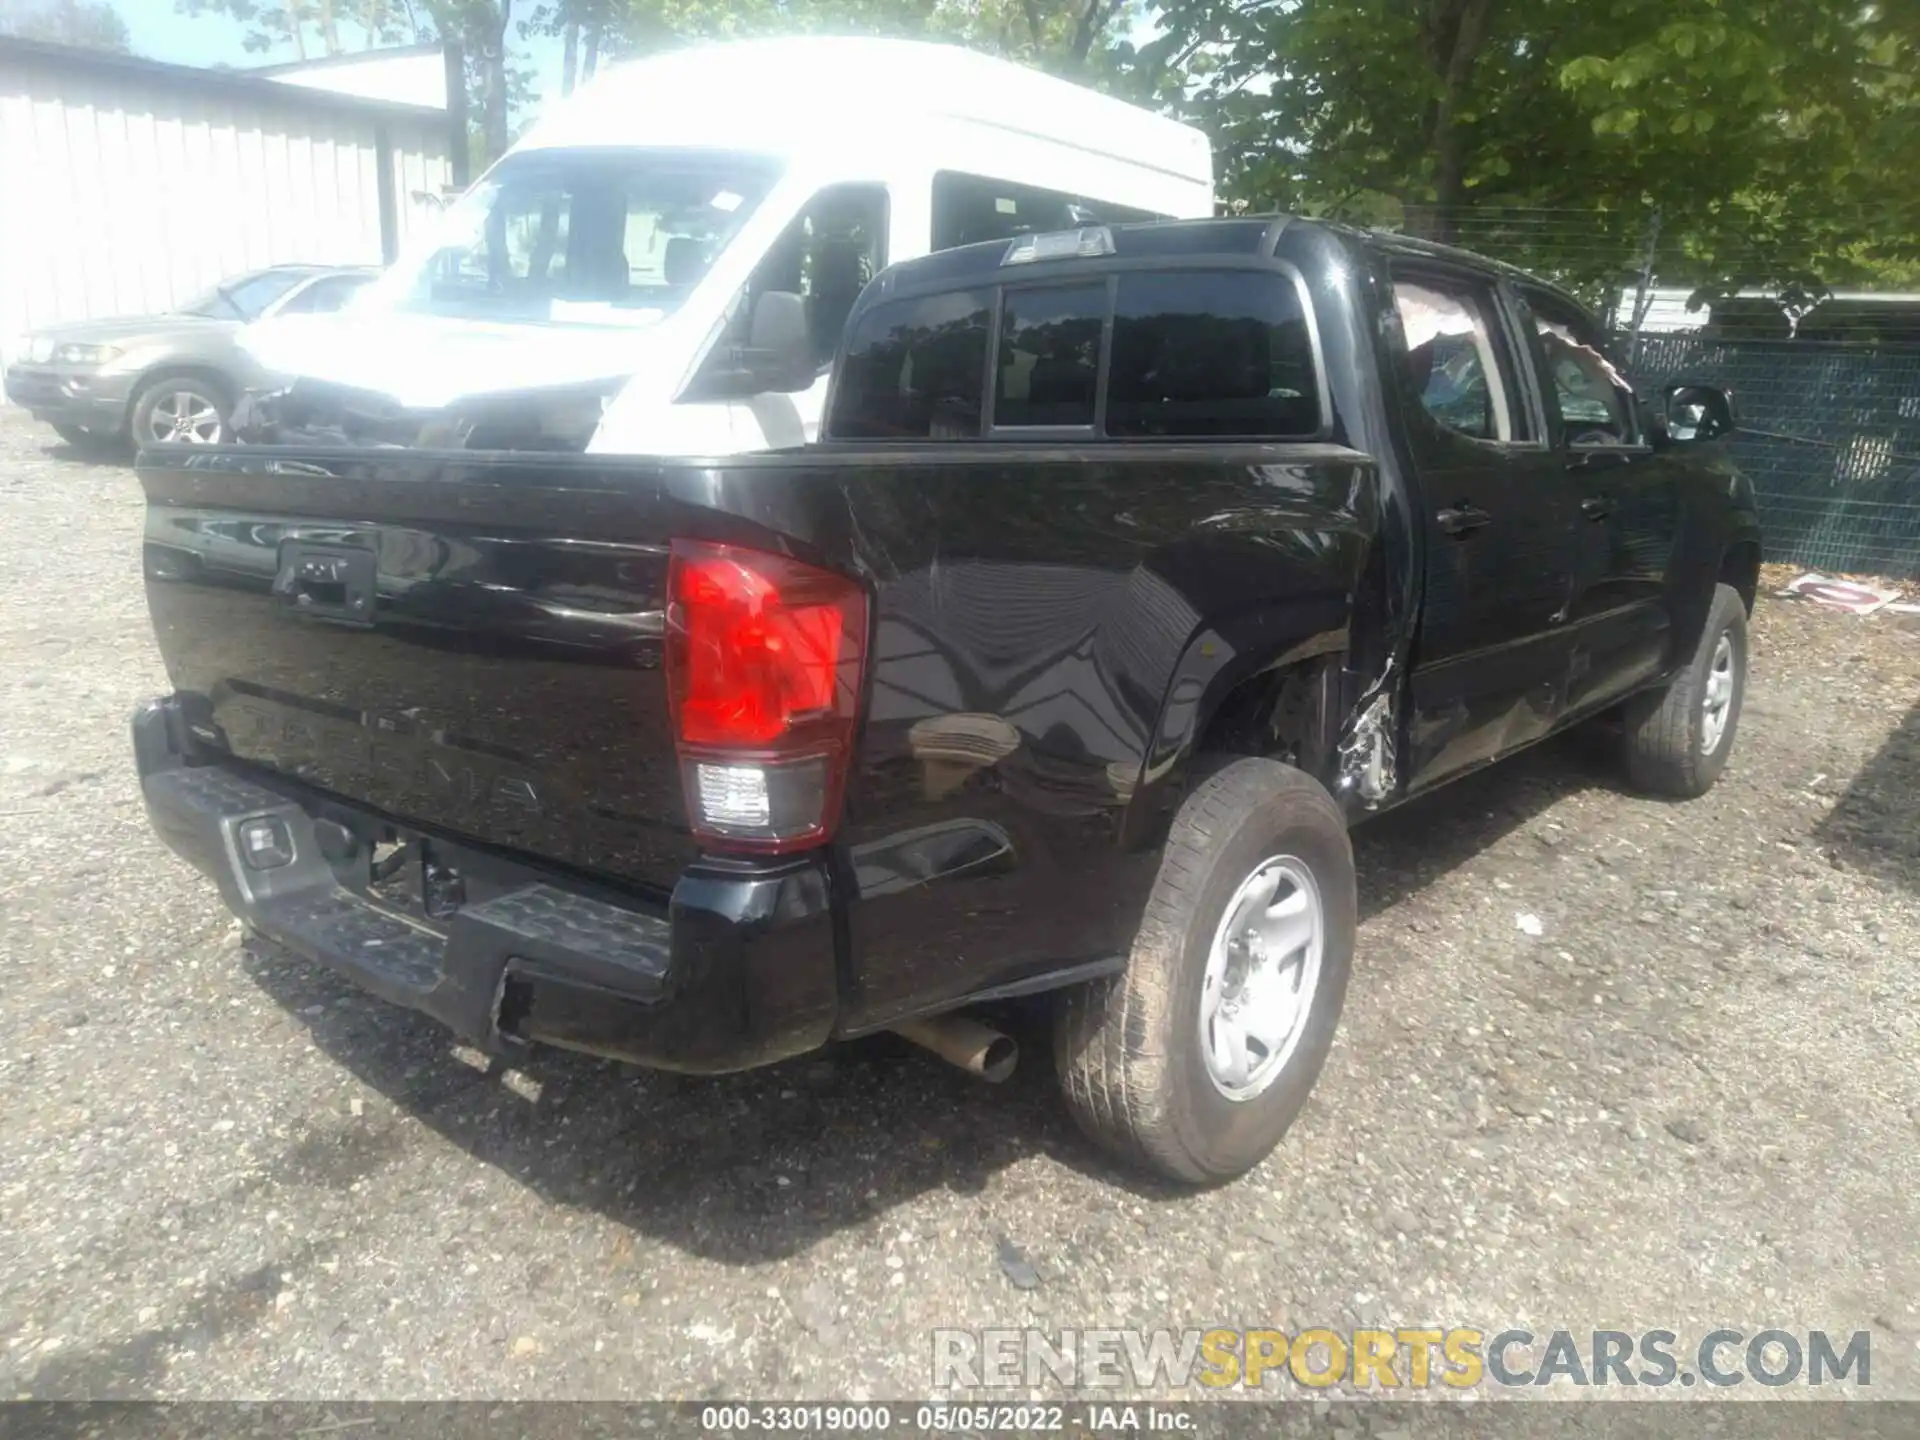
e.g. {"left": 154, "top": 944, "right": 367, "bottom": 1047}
{"left": 1436, "top": 503, "right": 1491, "bottom": 537}
{"left": 1581, "top": 496, "right": 1615, "bottom": 520}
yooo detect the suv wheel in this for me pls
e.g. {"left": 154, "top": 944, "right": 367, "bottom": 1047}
{"left": 1054, "top": 757, "right": 1355, "bottom": 1184}
{"left": 132, "top": 376, "right": 232, "bottom": 446}
{"left": 1623, "top": 581, "right": 1749, "bottom": 798}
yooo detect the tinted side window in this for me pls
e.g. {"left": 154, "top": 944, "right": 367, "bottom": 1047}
{"left": 932, "top": 172, "right": 1073, "bottom": 248}
{"left": 1392, "top": 275, "right": 1523, "bottom": 443}
{"left": 690, "top": 184, "right": 890, "bottom": 396}
{"left": 994, "top": 284, "right": 1103, "bottom": 428}
{"left": 1106, "top": 271, "right": 1319, "bottom": 438}
{"left": 282, "top": 275, "right": 371, "bottom": 314}
{"left": 1522, "top": 288, "right": 1638, "bottom": 446}
{"left": 930, "top": 172, "right": 1168, "bottom": 251}
{"left": 829, "top": 289, "right": 990, "bottom": 439}
{"left": 220, "top": 269, "right": 312, "bottom": 321}
{"left": 746, "top": 184, "right": 890, "bottom": 369}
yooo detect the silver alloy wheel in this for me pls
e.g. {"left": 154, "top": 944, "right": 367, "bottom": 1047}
{"left": 1701, "top": 631, "right": 1737, "bottom": 754}
{"left": 145, "top": 388, "right": 224, "bottom": 444}
{"left": 1199, "top": 855, "right": 1324, "bottom": 1102}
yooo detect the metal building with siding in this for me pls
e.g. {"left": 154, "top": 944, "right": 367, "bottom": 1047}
{"left": 0, "top": 37, "right": 460, "bottom": 377}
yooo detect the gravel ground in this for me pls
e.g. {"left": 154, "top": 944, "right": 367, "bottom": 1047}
{"left": 2, "top": 405, "right": 1918, "bottom": 1405}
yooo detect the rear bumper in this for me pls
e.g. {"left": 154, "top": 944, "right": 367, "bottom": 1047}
{"left": 4, "top": 365, "right": 131, "bottom": 432}
{"left": 132, "top": 696, "right": 840, "bottom": 1073}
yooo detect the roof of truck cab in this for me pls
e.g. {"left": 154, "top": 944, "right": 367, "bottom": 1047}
{"left": 854, "top": 216, "right": 1291, "bottom": 299}
{"left": 1358, "top": 226, "right": 1606, "bottom": 321}
{"left": 513, "top": 38, "right": 1211, "bottom": 185}
{"left": 1362, "top": 228, "right": 1538, "bottom": 281}
{"left": 851, "top": 211, "right": 1611, "bottom": 329}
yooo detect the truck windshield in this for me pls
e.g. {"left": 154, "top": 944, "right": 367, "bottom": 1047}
{"left": 381, "top": 148, "right": 783, "bottom": 326}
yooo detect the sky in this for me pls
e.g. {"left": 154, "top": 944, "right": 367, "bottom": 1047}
{"left": 112, "top": 0, "right": 1149, "bottom": 125}
{"left": 112, "top": 0, "right": 1144, "bottom": 128}
{"left": 116, "top": 0, "right": 569, "bottom": 109}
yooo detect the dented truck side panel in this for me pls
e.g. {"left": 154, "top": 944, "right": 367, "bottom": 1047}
{"left": 829, "top": 446, "right": 1378, "bottom": 1031}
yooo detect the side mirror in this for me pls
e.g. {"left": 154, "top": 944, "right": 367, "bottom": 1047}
{"left": 1663, "top": 382, "right": 1736, "bottom": 443}
{"left": 743, "top": 290, "right": 814, "bottom": 394}
{"left": 689, "top": 290, "right": 815, "bottom": 399}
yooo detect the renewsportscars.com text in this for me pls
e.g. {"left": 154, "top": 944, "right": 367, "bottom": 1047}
{"left": 932, "top": 1327, "right": 1873, "bottom": 1391}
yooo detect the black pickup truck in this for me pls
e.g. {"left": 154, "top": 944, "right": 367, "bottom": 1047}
{"left": 131, "top": 217, "right": 1758, "bottom": 1183}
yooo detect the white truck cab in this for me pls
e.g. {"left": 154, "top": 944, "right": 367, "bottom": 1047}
{"left": 242, "top": 37, "right": 1214, "bottom": 455}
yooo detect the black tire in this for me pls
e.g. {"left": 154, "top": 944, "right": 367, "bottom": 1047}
{"left": 130, "top": 373, "right": 233, "bottom": 448}
{"left": 48, "top": 422, "right": 129, "bottom": 458}
{"left": 1623, "top": 581, "right": 1748, "bottom": 799}
{"left": 1054, "top": 757, "right": 1356, "bottom": 1184}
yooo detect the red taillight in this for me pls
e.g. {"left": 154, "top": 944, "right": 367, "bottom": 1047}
{"left": 665, "top": 539, "right": 867, "bottom": 853}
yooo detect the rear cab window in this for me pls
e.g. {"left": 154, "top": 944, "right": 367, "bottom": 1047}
{"left": 994, "top": 285, "right": 1104, "bottom": 429}
{"left": 1108, "top": 270, "right": 1319, "bottom": 438}
{"left": 827, "top": 264, "right": 1324, "bottom": 442}
{"left": 830, "top": 289, "right": 992, "bottom": 439}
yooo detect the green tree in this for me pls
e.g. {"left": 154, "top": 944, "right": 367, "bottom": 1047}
{"left": 0, "top": 0, "right": 131, "bottom": 48}
{"left": 1134, "top": 0, "right": 1920, "bottom": 297}
{"left": 431, "top": 0, "right": 514, "bottom": 161}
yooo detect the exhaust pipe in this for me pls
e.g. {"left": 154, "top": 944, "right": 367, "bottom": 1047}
{"left": 893, "top": 1014, "right": 1018, "bottom": 1083}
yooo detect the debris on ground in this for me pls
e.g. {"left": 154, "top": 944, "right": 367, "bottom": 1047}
{"left": 1776, "top": 571, "right": 1905, "bottom": 615}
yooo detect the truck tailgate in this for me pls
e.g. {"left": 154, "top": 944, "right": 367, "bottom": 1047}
{"left": 138, "top": 451, "right": 732, "bottom": 894}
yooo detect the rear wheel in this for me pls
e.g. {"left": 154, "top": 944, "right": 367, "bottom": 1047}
{"left": 1054, "top": 757, "right": 1355, "bottom": 1184}
{"left": 131, "top": 375, "right": 232, "bottom": 447}
{"left": 1623, "top": 582, "right": 1748, "bottom": 798}
{"left": 49, "top": 421, "right": 128, "bottom": 455}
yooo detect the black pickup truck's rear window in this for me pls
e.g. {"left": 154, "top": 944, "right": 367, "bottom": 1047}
{"left": 831, "top": 288, "right": 991, "bottom": 439}
{"left": 829, "top": 266, "right": 1322, "bottom": 441}
{"left": 1106, "top": 271, "right": 1319, "bottom": 439}
{"left": 994, "top": 284, "right": 1104, "bottom": 428}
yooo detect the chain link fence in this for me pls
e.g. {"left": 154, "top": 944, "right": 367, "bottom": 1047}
{"left": 1629, "top": 336, "right": 1920, "bottom": 578}
{"left": 1398, "top": 206, "right": 1920, "bottom": 579}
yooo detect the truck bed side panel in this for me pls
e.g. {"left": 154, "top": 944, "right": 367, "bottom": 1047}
{"left": 825, "top": 445, "right": 1376, "bottom": 1031}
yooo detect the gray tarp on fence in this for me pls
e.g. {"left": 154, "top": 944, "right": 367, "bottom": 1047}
{"left": 1629, "top": 336, "right": 1920, "bottom": 578}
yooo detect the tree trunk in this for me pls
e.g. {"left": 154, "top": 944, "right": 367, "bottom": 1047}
{"left": 561, "top": 18, "right": 579, "bottom": 95}
{"left": 481, "top": 0, "right": 511, "bottom": 164}
{"left": 1068, "top": 0, "right": 1115, "bottom": 66}
{"left": 1421, "top": 0, "right": 1495, "bottom": 242}
{"left": 285, "top": 0, "right": 307, "bottom": 58}
{"left": 582, "top": 23, "right": 600, "bottom": 82}
{"left": 318, "top": 0, "right": 340, "bottom": 52}
{"left": 1428, "top": 116, "right": 1464, "bottom": 240}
